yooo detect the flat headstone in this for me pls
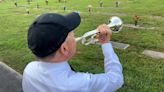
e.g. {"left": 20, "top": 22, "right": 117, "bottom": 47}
{"left": 143, "top": 50, "right": 164, "bottom": 59}
{"left": 0, "top": 62, "right": 22, "bottom": 92}
{"left": 147, "top": 15, "right": 164, "bottom": 20}
{"left": 111, "top": 41, "right": 129, "bottom": 49}
{"left": 124, "top": 24, "right": 156, "bottom": 30}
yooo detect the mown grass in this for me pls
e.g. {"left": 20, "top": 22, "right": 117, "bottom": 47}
{"left": 0, "top": 0, "right": 164, "bottom": 91}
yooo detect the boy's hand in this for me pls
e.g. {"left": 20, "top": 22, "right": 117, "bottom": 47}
{"left": 96, "top": 24, "right": 112, "bottom": 44}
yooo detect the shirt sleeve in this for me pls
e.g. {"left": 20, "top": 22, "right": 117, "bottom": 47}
{"left": 87, "top": 42, "right": 124, "bottom": 92}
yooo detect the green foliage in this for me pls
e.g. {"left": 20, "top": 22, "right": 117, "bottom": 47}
{"left": 0, "top": 0, "right": 164, "bottom": 91}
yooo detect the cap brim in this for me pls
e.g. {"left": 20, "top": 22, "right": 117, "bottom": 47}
{"left": 64, "top": 12, "right": 81, "bottom": 31}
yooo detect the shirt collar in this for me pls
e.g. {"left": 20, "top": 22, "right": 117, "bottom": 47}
{"left": 38, "top": 61, "right": 71, "bottom": 71}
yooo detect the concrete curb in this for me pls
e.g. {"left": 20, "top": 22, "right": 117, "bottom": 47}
{"left": 0, "top": 61, "right": 23, "bottom": 92}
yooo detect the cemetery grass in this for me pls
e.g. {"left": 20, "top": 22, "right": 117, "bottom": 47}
{"left": 0, "top": 0, "right": 164, "bottom": 91}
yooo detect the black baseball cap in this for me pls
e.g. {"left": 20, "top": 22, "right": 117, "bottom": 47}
{"left": 28, "top": 12, "right": 81, "bottom": 58}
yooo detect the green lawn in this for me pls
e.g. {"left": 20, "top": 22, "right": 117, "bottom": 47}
{"left": 0, "top": 0, "right": 164, "bottom": 91}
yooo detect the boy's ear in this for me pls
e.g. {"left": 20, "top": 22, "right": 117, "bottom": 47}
{"left": 59, "top": 43, "right": 69, "bottom": 56}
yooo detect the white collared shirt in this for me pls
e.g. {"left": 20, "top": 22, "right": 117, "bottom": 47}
{"left": 22, "top": 42, "right": 124, "bottom": 92}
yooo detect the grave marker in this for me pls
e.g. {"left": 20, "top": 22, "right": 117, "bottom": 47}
{"left": 111, "top": 41, "right": 129, "bottom": 50}
{"left": 143, "top": 50, "right": 164, "bottom": 59}
{"left": 37, "top": 3, "right": 39, "bottom": 8}
{"left": 63, "top": 6, "right": 66, "bottom": 11}
{"left": 88, "top": 5, "right": 92, "bottom": 13}
{"left": 99, "top": 0, "right": 103, "bottom": 7}
{"left": 27, "top": 0, "right": 30, "bottom": 4}
{"left": 116, "top": 1, "right": 119, "bottom": 7}
{"left": 14, "top": 2, "right": 18, "bottom": 7}
{"left": 133, "top": 15, "right": 140, "bottom": 26}
{"left": 45, "top": 0, "right": 48, "bottom": 5}
{"left": 26, "top": 8, "right": 29, "bottom": 14}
